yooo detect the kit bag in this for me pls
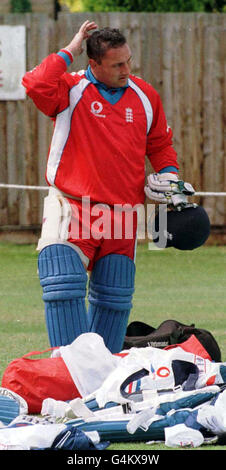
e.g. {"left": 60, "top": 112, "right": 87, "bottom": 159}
{"left": 123, "top": 319, "right": 221, "bottom": 362}
{"left": 1, "top": 348, "right": 81, "bottom": 414}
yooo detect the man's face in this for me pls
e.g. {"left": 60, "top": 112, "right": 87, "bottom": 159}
{"left": 89, "top": 43, "right": 132, "bottom": 88}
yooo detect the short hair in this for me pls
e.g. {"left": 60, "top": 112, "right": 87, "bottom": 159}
{"left": 86, "top": 27, "right": 127, "bottom": 63}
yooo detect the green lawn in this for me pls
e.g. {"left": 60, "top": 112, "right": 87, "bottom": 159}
{"left": 0, "top": 242, "right": 225, "bottom": 451}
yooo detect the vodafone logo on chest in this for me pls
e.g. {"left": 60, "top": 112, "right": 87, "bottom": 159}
{"left": 90, "top": 101, "right": 106, "bottom": 118}
{"left": 90, "top": 100, "right": 134, "bottom": 123}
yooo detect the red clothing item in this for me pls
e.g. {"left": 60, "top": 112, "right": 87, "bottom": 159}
{"left": 66, "top": 198, "right": 138, "bottom": 270}
{"left": 22, "top": 53, "right": 178, "bottom": 206}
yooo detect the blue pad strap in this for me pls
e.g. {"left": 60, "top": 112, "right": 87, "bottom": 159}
{"left": 38, "top": 244, "right": 88, "bottom": 347}
{"left": 88, "top": 254, "right": 135, "bottom": 353}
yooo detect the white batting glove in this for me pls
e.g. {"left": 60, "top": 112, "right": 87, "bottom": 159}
{"left": 144, "top": 173, "right": 195, "bottom": 207}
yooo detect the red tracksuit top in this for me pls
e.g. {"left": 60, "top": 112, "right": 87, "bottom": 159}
{"left": 22, "top": 53, "right": 179, "bottom": 207}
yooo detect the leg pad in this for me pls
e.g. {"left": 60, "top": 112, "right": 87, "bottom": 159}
{"left": 88, "top": 254, "right": 135, "bottom": 353}
{"left": 38, "top": 244, "right": 88, "bottom": 346}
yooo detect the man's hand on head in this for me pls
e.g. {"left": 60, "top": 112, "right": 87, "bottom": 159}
{"left": 64, "top": 20, "right": 98, "bottom": 57}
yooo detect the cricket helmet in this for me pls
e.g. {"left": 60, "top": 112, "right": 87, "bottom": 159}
{"left": 153, "top": 205, "right": 210, "bottom": 250}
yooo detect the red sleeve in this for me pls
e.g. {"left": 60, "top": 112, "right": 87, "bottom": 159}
{"left": 22, "top": 54, "right": 72, "bottom": 117}
{"left": 146, "top": 86, "right": 179, "bottom": 172}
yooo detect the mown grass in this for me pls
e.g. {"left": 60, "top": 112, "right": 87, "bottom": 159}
{"left": 0, "top": 242, "right": 225, "bottom": 451}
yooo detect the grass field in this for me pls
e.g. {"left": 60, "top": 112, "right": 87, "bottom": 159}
{"left": 0, "top": 242, "right": 225, "bottom": 451}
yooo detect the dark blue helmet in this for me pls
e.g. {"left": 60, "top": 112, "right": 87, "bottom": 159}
{"left": 152, "top": 205, "right": 210, "bottom": 250}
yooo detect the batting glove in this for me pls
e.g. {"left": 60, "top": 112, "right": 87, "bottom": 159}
{"left": 144, "top": 172, "right": 195, "bottom": 208}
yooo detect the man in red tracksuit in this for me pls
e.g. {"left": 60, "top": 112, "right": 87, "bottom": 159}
{"left": 22, "top": 21, "right": 188, "bottom": 353}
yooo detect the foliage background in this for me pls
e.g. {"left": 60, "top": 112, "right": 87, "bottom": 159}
{"left": 60, "top": 0, "right": 226, "bottom": 13}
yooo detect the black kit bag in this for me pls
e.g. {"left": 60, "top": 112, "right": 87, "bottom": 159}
{"left": 123, "top": 319, "right": 221, "bottom": 362}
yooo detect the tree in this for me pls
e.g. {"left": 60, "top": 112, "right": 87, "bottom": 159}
{"left": 59, "top": 0, "right": 85, "bottom": 11}
{"left": 10, "top": 0, "right": 32, "bottom": 13}
{"left": 81, "top": 0, "right": 225, "bottom": 12}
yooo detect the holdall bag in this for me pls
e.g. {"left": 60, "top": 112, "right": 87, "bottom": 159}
{"left": 123, "top": 319, "right": 221, "bottom": 362}
{"left": 1, "top": 348, "right": 81, "bottom": 414}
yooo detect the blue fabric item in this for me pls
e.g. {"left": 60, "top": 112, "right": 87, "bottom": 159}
{"left": 159, "top": 166, "right": 178, "bottom": 173}
{"left": 171, "top": 360, "right": 199, "bottom": 388}
{"left": 208, "top": 392, "right": 220, "bottom": 407}
{"left": 38, "top": 244, "right": 88, "bottom": 347}
{"left": 0, "top": 396, "right": 21, "bottom": 426}
{"left": 67, "top": 388, "right": 220, "bottom": 443}
{"left": 85, "top": 65, "right": 128, "bottom": 104}
{"left": 220, "top": 365, "right": 226, "bottom": 382}
{"left": 57, "top": 51, "right": 72, "bottom": 67}
{"left": 71, "top": 410, "right": 191, "bottom": 443}
{"left": 157, "top": 390, "right": 218, "bottom": 417}
{"left": 51, "top": 426, "right": 110, "bottom": 450}
{"left": 184, "top": 409, "right": 205, "bottom": 431}
{"left": 85, "top": 398, "right": 117, "bottom": 412}
{"left": 84, "top": 386, "right": 218, "bottom": 417}
{"left": 88, "top": 254, "right": 135, "bottom": 353}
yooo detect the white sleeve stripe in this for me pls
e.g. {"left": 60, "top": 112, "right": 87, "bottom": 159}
{"left": 46, "top": 78, "right": 90, "bottom": 186}
{"left": 128, "top": 78, "right": 153, "bottom": 134}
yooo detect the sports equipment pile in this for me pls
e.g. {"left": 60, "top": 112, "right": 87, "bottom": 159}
{"left": 0, "top": 332, "right": 226, "bottom": 450}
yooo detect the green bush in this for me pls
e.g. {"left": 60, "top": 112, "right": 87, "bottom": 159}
{"left": 82, "top": 0, "right": 225, "bottom": 12}
{"left": 10, "top": 0, "right": 32, "bottom": 13}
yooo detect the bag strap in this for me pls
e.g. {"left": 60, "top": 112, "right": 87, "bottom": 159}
{"left": 22, "top": 347, "right": 58, "bottom": 358}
